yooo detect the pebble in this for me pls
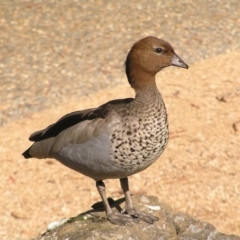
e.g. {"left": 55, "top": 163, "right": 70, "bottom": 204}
{"left": 11, "top": 210, "right": 29, "bottom": 220}
{"left": 233, "top": 121, "right": 240, "bottom": 132}
{"left": 47, "top": 218, "right": 69, "bottom": 231}
{"left": 140, "top": 195, "right": 150, "bottom": 203}
{"left": 146, "top": 205, "right": 161, "bottom": 211}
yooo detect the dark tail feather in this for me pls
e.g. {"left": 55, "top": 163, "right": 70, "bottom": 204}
{"left": 22, "top": 147, "right": 32, "bottom": 159}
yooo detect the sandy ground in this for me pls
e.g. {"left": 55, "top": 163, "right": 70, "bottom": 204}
{"left": 1, "top": 50, "right": 240, "bottom": 239}
{"left": 1, "top": 0, "right": 240, "bottom": 127}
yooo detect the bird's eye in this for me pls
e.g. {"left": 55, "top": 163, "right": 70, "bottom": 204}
{"left": 155, "top": 48, "right": 163, "bottom": 54}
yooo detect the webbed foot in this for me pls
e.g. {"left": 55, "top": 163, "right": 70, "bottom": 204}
{"left": 107, "top": 212, "right": 139, "bottom": 225}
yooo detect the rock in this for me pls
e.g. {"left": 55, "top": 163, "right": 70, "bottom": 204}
{"left": 32, "top": 195, "right": 240, "bottom": 240}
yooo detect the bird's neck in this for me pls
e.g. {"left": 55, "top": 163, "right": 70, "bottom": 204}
{"left": 127, "top": 68, "right": 160, "bottom": 104}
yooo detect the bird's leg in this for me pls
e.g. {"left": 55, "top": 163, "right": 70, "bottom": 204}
{"left": 96, "top": 180, "right": 138, "bottom": 225}
{"left": 119, "top": 177, "right": 137, "bottom": 216}
{"left": 120, "top": 177, "right": 159, "bottom": 224}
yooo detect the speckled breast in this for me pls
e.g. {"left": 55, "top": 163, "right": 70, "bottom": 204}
{"left": 110, "top": 100, "right": 169, "bottom": 176}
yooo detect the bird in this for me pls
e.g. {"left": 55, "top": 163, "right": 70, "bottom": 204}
{"left": 22, "top": 36, "right": 188, "bottom": 225}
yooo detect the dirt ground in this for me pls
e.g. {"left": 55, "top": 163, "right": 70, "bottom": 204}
{"left": 0, "top": 50, "right": 240, "bottom": 239}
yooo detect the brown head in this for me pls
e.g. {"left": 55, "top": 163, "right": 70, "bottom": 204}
{"left": 125, "top": 36, "right": 188, "bottom": 90}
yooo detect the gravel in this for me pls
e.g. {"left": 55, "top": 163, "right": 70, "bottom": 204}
{"left": 0, "top": 0, "right": 240, "bottom": 126}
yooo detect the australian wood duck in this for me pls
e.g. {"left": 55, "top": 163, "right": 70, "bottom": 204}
{"left": 23, "top": 36, "right": 188, "bottom": 225}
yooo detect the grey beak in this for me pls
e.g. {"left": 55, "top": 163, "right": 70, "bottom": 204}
{"left": 171, "top": 53, "right": 188, "bottom": 69}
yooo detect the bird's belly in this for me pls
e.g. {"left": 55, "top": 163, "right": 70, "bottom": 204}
{"left": 52, "top": 134, "right": 126, "bottom": 181}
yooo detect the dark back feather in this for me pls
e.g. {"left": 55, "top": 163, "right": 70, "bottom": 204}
{"left": 28, "top": 98, "right": 133, "bottom": 142}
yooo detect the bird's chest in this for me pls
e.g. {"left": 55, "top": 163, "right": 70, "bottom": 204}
{"left": 110, "top": 107, "right": 169, "bottom": 174}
